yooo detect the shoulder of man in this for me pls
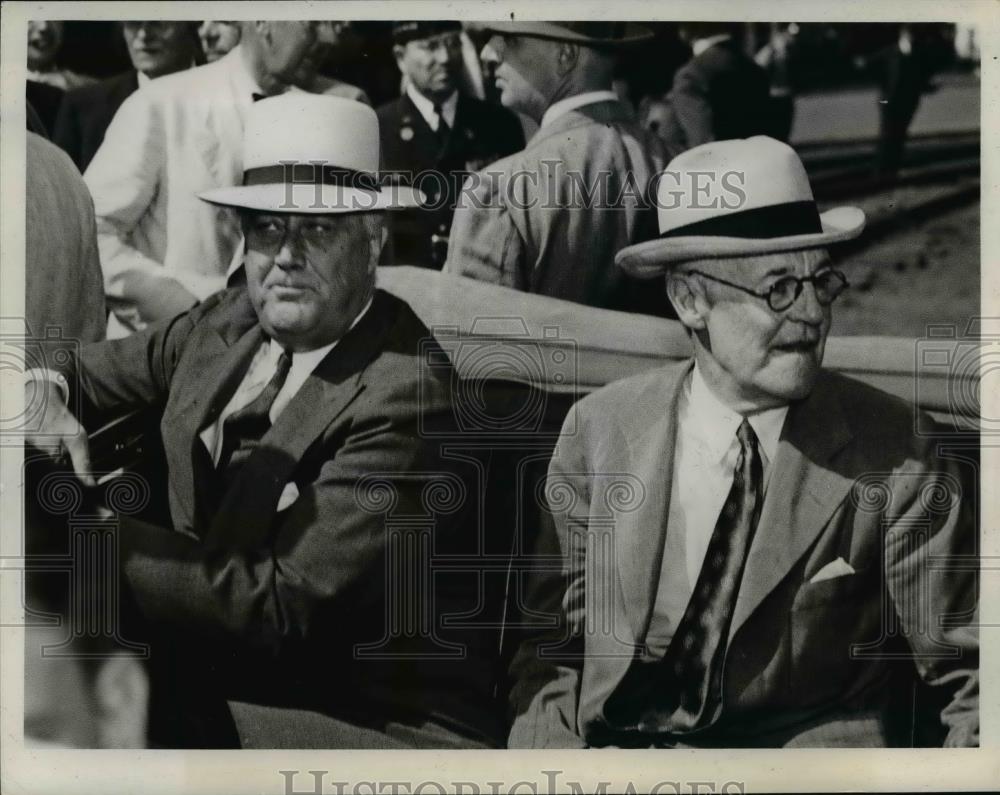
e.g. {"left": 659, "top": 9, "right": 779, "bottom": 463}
{"left": 812, "top": 368, "right": 937, "bottom": 460}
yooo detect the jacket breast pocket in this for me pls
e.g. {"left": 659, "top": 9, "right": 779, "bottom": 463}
{"left": 787, "top": 568, "right": 882, "bottom": 699}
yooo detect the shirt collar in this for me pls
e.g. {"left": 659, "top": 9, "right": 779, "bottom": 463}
{"left": 405, "top": 83, "right": 458, "bottom": 130}
{"left": 136, "top": 60, "right": 196, "bottom": 86}
{"left": 541, "top": 89, "right": 620, "bottom": 128}
{"left": 688, "top": 363, "right": 788, "bottom": 467}
{"left": 692, "top": 34, "right": 732, "bottom": 57}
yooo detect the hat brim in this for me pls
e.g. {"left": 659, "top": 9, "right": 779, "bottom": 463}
{"left": 616, "top": 206, "right": 866, "bottom": 278}
{"left": 482, "top": 21, "right": 653, "bottom": 45}
{"left": 198, "top": 183, "right": 424, "bottom": 213}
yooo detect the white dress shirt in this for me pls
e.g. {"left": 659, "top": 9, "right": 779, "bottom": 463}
{"left": 644, "top": 364, "right": 789, "bottom": 658}
{"left": 86, "top": 46, "right": 265, "bottom": 338}
{"left": 540, "top": 89, "right": 620, "bottom": 129}
{"left": 199, "top": 298, "right": 373, "bottom": 464}
{"left": 405, "top": 83, "right": 458, "bottom": 132}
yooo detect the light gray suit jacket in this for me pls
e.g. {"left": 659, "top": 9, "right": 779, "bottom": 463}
{"left": 444, "top": 100, "right": 668, "bottom": 314}
{"left": 508, "top": 361, "right": 978, "bottom": 748}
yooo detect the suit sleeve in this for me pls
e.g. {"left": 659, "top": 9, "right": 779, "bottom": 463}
{"left": 61, "top": 291, "right": 228, "bottom": 426}
{"left": 114, "top": 369, "right": 458, "bottom": 660}
{"left": 883, "top": 435, "right": 979, "bottom": 746}
{"left": 670, "top": 63, "right": 714, "bottom": 148}
{"left": 507, "top": 408, "right": 590, "bottom": 748}
{"left": 84, "top": 90, "right": 221, "bottom": 325}
{"left": 443, "top": 169, "right": 527, "bottom": 289}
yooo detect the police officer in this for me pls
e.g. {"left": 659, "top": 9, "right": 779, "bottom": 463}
{"left": 377, "top": 21, "right": 524, "bottom": 268}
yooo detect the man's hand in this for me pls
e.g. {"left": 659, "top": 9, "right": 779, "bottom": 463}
{"left": 24, "top": 379, "right": 95, "bottom": 487}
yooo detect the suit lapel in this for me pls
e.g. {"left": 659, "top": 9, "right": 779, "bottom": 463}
{"left": 205, "top": 292, "right": 398, "bottom": 551}
{"left": 729, "top": 374, "right": 855, "bottom": 638}
{"left": 614, "top": 362, "right": 691, "bottom": 643}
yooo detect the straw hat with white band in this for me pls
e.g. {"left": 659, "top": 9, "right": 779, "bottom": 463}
{"left": 199, "top": 93, "right": 423, "bottom": 213}
{"left": 615, "top": 136, "right": 866, "bottom": 277}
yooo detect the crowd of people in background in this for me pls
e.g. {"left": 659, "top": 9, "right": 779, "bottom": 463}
{"left": 21, "top": 19, "right": 979, "bottom": 753}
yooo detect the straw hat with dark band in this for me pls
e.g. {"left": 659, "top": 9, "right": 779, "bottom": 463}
{"left": 615, "top": 136, "right": 865, "bottom": 277}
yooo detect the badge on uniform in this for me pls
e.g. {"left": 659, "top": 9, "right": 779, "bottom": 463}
{"left": 401, "top": 126, "right": 414, "bottom": 141}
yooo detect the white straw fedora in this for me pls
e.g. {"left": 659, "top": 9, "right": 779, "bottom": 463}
{"left": 615, "top": 136, "right": 865, "bottom": 277}
{"left": 199, "top": 93, "right": 423, "bottom": 213}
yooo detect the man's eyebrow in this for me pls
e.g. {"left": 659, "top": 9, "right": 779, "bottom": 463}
{"left": 761, "top": 266, "right": 791, "bottom": 279}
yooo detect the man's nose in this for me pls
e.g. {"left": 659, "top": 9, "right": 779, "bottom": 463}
{"left": 481, "top": 37, "right": 502, "bottom": 66}
{"left": 273, "top": 234, "right": 306, "bottom": 269}
{"left": 788, "top": 281, "right": 826, "bottom": 324}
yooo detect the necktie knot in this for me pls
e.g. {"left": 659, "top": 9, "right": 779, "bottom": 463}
{"left": 736, "top": 417, "right": 759, "bottom": 454}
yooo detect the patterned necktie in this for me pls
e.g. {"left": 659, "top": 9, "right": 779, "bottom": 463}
{"left": 659, "top": 418, "right": 763, "bottom": 733}
{"left": 217, "top": 349, "right": 292, "bottom": 487}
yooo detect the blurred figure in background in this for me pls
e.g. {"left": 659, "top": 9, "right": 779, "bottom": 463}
{"left": 84, "top": 21, "right": 328, "bottom": 338}
{"left": 199, "top": 20, "right": 242, "bottom": 62}
{"left": 661, "top": 22, "right": 771, "bottom": 153}
{"left": 27, "top": 20, "right": 96, "bottom": 90}
{"left": 293, "top": 21, "right": 370, "bottom": 103}
{"left": 26, "top": 131, "right": 107, "bottom": 342}
{"left": 867, "top": 24, "right": 940, "bottom": 176}
{"left": 54, "top": 21, "right": 200, "bottom": 171}
{"left": 755, "top": 22, "right": 801, "bottom": 142}
{"left": 377, "top": 21, "right": 523, "bottom": 268}
{"left": 446, "top": 22, "right": 672, "bottom": 316}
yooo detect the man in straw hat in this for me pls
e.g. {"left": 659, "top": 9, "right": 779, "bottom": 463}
{"left": 25, "top": 94, "right": 502, "bottom": 749}
{"left": 444, "top": 22, "right": 672, "bottom": 316}
{"left": 508, "top": 136, "right": 978, "bottom": 748}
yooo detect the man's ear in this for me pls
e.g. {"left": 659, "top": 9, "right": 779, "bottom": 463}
{"left": 392, "top": 44, "right": 406, "bottom": 70}
{"left": 555, "top": 42, "right": 580, "bottom": 76}
{"left": 666, "top": 270, "right": 710, "bottom": 331}
{"left": 93, "top": 656, "right": 149, "bottom": 749}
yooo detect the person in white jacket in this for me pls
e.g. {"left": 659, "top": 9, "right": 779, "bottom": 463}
{"left": 85, "top": 21, "right": 329, "bottom": 337}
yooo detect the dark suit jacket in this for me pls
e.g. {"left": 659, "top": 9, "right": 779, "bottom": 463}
{"left": 377, "top": 92, "right": 524, "bottom": 268}
{"left": 26, "top": 80, "right": 65, "bottom": 139}
{"left": 509, "top": 361, "right": 978, "bottom": 748}
{"left": 666, "top": 40, "right": 772, "bottom": 151}
{"left": 53, "top": 70, "right": 139, "bottom": 172}
{"left": 60, "top": 288, "right": 502, "bottom": 748}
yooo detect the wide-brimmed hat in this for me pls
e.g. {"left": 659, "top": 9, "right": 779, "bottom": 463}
{"left": 615, "top": 136, "right": 865, "bottom": 277}
{"left": 199, "top": 93, "right": 422, "bottom": 213}
{"left": 481, "top": 21, "right": 653, "bottom": 46}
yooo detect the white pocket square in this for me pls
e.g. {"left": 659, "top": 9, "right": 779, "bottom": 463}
{"left": 809, "top": 557, "right": 856, "bottom": 584}
{"left": 276, "top": 482, "right": 300, "bottom": 513}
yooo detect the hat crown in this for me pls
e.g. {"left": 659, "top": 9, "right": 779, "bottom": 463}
{"left": 655, "top": 136, "right": 814, "bottom": 235}
{"left": 243, "top": 93, "right": 379, "bottom": 175}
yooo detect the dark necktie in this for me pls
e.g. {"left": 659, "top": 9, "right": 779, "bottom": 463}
{"left": 217, "top": 349, "right": 292, "bottom": 487}
{"left": 659, "top": 418, "right": 763, "bottom": 733}
{"left": 433, "top": 104, "right": 450, "bottom": 143}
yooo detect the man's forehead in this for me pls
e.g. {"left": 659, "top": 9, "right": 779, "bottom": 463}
{"left": 687, "top": 248, "right": 831, "bottom": 277}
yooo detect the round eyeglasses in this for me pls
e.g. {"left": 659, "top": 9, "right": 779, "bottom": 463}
{"left": 685, "top": 268, "right": 850, "bottom": 312}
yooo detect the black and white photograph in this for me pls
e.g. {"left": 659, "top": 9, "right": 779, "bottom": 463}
{"left": 1, "top": 1, "right": 996, "bottom": 793}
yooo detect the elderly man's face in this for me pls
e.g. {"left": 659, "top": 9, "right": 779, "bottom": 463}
{"left": 198, "top": 20, "right": 241, "bottom": 63}
{"left": 243, "top": 211, "right": 383, "bottom": 352}
{"left": 122, "top": 21, "right": 195, "bottom": 79}
{"left": 27, "top": 20, "right": 64, "bottom": 70}
{"left": 395, "top": 32, "right": 463, "bottom": 101}
{"left": 677, "top": 248, "right": 834, "bottom": 409}
{"left": 483, "top": 34, "right": 554, "bottom": 119}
